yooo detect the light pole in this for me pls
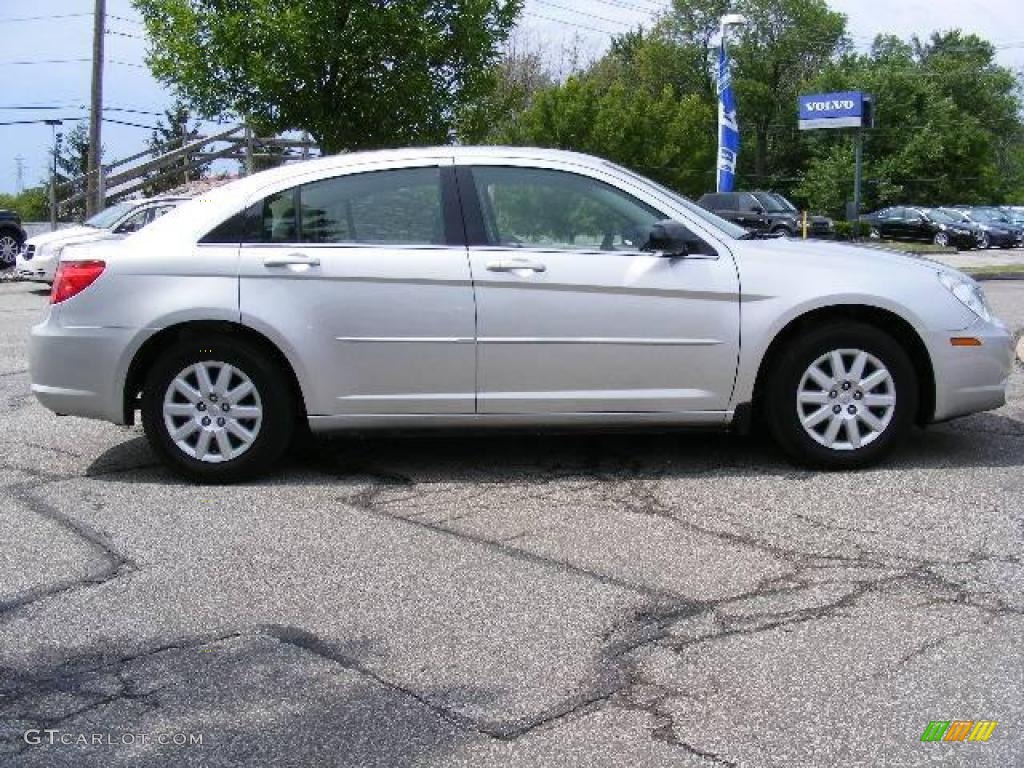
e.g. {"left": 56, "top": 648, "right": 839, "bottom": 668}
{"left": 44, "top": 119, "right": 63, "bottom": 232}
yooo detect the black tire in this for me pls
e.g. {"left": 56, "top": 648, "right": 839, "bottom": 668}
{"left": 771, "top": 226, "right": 794, "bottom": 237}
{"left": 932, "top": 232, "right": 949, "bottom": 247}
{"left": 0, "top": 229, "right": 22, "bottom": 269}
{"left": 765, "top": 322, "right": 918, "bottom": 469}
{"left": 141, "top": 336, "right": 295, "bottom": 482}
{"left": 869, "top": 227, "right": 881, "bottom": 240}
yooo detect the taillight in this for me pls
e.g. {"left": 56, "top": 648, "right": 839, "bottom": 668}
{"left": 51, "top": 260, "right": 106, "bottom": 304}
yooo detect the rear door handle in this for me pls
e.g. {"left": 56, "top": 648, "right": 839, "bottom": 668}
{"left": 486, "top": 258, "right": 547, "bottom": 273}
{"left": 263, "top": 253, "right": 321, "bottom": 268}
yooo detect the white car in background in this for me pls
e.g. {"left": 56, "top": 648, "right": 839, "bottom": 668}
{"left": 16, "top": 196, "right": 187, "bottom": 283}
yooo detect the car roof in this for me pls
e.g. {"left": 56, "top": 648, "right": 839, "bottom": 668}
{"left": 191, "top": 146, "right": 621, "bottom": 200}
{"left": 131, "top": 196, "right": 190, "bottom": 206}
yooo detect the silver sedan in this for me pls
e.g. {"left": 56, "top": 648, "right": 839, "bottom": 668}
{"left": 29, "top": 148, "right": 1013, "bottom": 481}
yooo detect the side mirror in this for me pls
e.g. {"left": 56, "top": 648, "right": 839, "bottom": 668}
{"left": 645, "top": 219, "right": 690, "bottom": 258}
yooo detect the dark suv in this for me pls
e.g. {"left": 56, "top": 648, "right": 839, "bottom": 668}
{"left": 697, "top": 191, "right": 833, "bottom": 237}
{"left": 0, "top": 209, "right": 26, "bottom": 269}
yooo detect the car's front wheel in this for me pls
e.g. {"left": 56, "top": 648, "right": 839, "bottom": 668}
{"left": 765, "top": 323, "right": 917, "bottom": 469}
{"left": 933, "top": 231, "right": 950, "bottom": 247}
{"left": 141, "top": 337, "right": 295, "bottom": 482}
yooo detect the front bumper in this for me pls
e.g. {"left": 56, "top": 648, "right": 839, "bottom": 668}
{"left": 30, "top": 311, "right": 133, "bottom": 424}
{"left": 930, "top": 318, "right": 1014, "bottom": 422}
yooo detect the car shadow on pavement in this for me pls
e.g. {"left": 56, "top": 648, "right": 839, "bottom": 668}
{"left": 85, "top": 410, "right": 1024, "bottom": 485}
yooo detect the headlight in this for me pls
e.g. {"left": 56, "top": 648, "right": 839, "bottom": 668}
{"left": 938, "top": 272, "right": 993, "bottom": 323}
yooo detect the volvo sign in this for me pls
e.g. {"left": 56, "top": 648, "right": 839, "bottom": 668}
{"left": 798, "top": 91, "right": 871, "bottom": 130}
{"left": 797, "top": 91, "right": 875, "bottom": 225}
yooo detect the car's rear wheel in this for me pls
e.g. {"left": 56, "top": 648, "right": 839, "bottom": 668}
{"left": 141, "top": 337, "right": 294, "bottom": 482}
{"left": 977, "top": 232, "right": 990, "bottom": 249}
{"left": 933, "top": 231, "right": 949, "bottom": 247}
{"left": 765, "top": 323, "right": 917, "bottom": 469}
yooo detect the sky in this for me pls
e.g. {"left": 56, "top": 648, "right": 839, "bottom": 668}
{"left": 1, "top": 0, "right": 1022, "bottom": 195}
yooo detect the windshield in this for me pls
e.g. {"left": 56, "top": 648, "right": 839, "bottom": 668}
{"left": 753, "top": 192, "right": 790, "bottom": 214}
{"left": 608, "top": 163, "right": 749, "bottom": 239}
{"left": 773, "top": 193, "right": 799, "bottom": 212}
{"left": 939, "top": 208, "right": 969, "bottom": 222}
{"left": 976, "top": 208, "right": 1010, "bottom": 223}
{"left": 926, "top": 208, "right": 958, "bottom": 224}
{"left": 84, "top": 202, "right": 136, "bottom": 229}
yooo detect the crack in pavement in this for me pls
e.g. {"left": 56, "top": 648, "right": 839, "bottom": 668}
{"left": 0, "top": 466, "right": 138, "bottom": 622}
{"left": 311, "top": 456, "right": 1024, "bottom": 759}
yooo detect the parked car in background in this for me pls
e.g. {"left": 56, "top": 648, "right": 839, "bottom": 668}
{"left": 862, "top": 206, "right": 980, "bottom": 249}
{"left": 998, "top": 206, "right": 1024, "bottom": 226}
{"left": 762, "top": 192, "right": 835, "bottom": 238}
{"left": 0, "top": 209, "right": 26, "bottom": 269}
{"left": 28, "top": 147, "right": 1011, "bottom": 481}
{"left": 16, "top": 196, "right": 187, "bottom": 283}
{"left": 697, "top": 191, "right": 833, "bottom": 238}
{"left": 941, "top": 207, "right": 1023, "bottom": 249}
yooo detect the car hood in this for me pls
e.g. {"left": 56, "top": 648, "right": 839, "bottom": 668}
{"left": 730, "top": 236, "right": 960, "bottom": 276}
{"left": 26, "top": 226, "right": 108, "bottom": 249}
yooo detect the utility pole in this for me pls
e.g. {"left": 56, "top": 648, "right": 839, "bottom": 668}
{"left": 86, "top": 0, "right": 106, "bottom": 217}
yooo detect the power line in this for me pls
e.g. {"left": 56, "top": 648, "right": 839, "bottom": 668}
{"left": 524, "top": 12, "right": 622, "bottom": 36}
{"left": 108, "top": 13, "right": 143, "bottom": 27}
{"left": 589, "top": 0, "right": 664, "bottom": 12}
{"left": 102, "top": 117, "right": 161, "bottom": 130}
{"left": 0, "top": 117, "right": 85, "bottom": 127}
{"left": 534, "top": 0, "right": 640, "bottom": 28}
{"left": 0, "top": 13, "right": 92, "bottom": 23}
{"left": 0, "top": 57, "right": 146, "bottom": 69}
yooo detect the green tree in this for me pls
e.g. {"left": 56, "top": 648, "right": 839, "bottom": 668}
{"left": 457, "top": 36, "right": 554, "bottom": 143}
{"left": 497, "top": 76, "right": 715, "bottom": 197}
{"left": 794, "top": 31, "right": 1024, "bottom": 214}
{"left": 726, "top": 0, "right": 848, "bottom": 185}
{"left": 54, "top": 123, "right": 99, "bottom": 218}
{"left": 0, "top": 187, "right": 49, "bottom": 221}
{"left": 143, "top": 99, "right": 210, "bottom": 195}
{"left": 133, "top": 0, "right": 522, "bottom": 152}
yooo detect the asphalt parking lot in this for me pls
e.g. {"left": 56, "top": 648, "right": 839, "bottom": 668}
{"left": 1, "top": 279, "right": 1022, "bottom": 767}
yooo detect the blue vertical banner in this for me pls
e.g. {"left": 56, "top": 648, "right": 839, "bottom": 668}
{"left": 716, "top": 42, "right": 739, "bottom": 193}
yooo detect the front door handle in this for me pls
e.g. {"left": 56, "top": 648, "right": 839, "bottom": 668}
{"left": 263, "top": 253, "right": 321, "bottom": 268}
{"left": 486, "top": 258, "right": 547, "bottom": 273}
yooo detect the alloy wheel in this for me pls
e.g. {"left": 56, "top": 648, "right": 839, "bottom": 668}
{"left": 162, "top": 361, "right": 263, "bottom": 463}
{"left": 0, "top": 235, "right": 18, "bottom": 267}
{"left": 933, "top": 232, "right": 949, "bottom": 247}
{"left": 795, "top": 348, "right": 896, "bottom": 451}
